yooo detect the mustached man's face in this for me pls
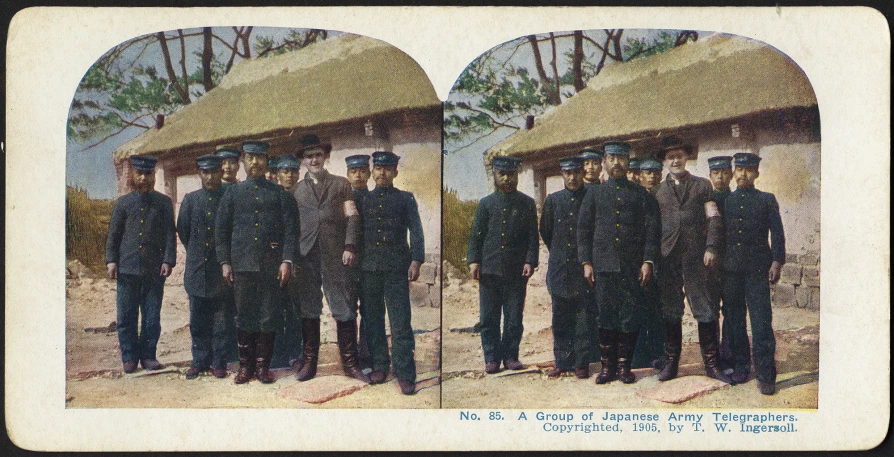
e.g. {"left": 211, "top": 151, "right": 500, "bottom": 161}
{"left": 604, "top": 154, "right": 629, "bottom": 179}
{"left": 243, "top": 153, "right": 268, "bottom": 179}
{"left": 494, "top": 169, "right": 519, "bottom": 193}
{"left": 199, "top": 168, "right": 222, "bottom": 191}
{"left": 277, "top": 167, "right": 300, "bottom": 190}
{"left": 131, "top": 169, "right": 156, "bottom": 194}
{"left": 348, "top": 167, "right": 371, "bottom": 190}
{"left": 710, "top": 168, "right": 733, "bottom": 191}
{"left": 734, "top": 166, "right": 759, "bottom": 188}
{"left": 220, "top": 158, "right": 240, "bottom": 182}
{"left": 562, "top": 168, "right": 584, "bottom": 192}
{"left": 583, "top": 159, "right": 602, "bottom": 183}
{"left": 373, "top": 165, "right": 398, "bottom": 187}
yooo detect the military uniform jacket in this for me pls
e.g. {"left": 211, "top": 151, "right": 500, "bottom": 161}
{"left": 353, "top": 187, "right": 370, "bottom": 262}
{"left": 467, "top": 190, "right": 539, "bottom": 277}
{"left": 654, "top": 172, "right": 722, "bottom": 257}
{"left": 722, "top": 186, "right": 786, "bottom": 273}
{"left": 105, "top": 190, "right": 177, "bottom": 277}
{"left": 292, "top": 170, "right": 361, "bottom": 257}
{"left": 714, "top": 188, "right": 731, "bottom": 220}
{"left": 540, "top": 186, "right": 590, "bottom": 298}
{"left": 177, "top": 187, "right": 226, "bottom": 298}
{"left": 577, "top": 177, "right": 660, "bottom": 273}
{"left": 361, "top": 185, "right": 425, "bottom": 272}
{"left": 215, "top": 177, "right": 298, "bottom": 273}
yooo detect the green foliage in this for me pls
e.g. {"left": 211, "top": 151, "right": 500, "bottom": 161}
{"left": 442, "top": 189, "right": 479, "bottom": 275}
{"left": 623, "top": 31, "right": 693, "bottom": 61}
{"left": 254, "top": 29, "right": 328, "bottom": 58}
{"left": 66, "top": 186, "right": 115, "bottom": 272}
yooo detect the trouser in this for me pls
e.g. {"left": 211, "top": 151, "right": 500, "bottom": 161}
{"left": 298, "top": 243, "right": 357, "bottom": 321}
{"left": 722, "top": 271, "right": 777, "bottom": 382}
{"left": 219, "top": 286, "right": 239, "bottom": 363}
{"left": 271, "top": 275, "right": 302, "bottom": 368}
{"left": 116, "top": 273, "right": 165, "bottom": 362}
{"left": 362, "top": 269, "right": 416, "bottom": 382}
{"left": 188, "top": 295, "right": 229, "bottom": 370}
{"left": 353, "top": 267, "right": 371, "bottom": 369}
{"left": 659, "top": 246, "right": 719, "bottom": 323}
{"left": 479, "top": 274, "right": 528, "bottom": 363}
{"left": 550, "top": 293, "right": 593, "bottom": 370}
{"left": 233, "top": 270, "right": 281, "bottom": 333}
{"left": 594, "top": 271, "right": 643, "bottom": 333}
{"left": 585, "top": 291, "right": 602, "bottom": 364}
{"left": 708, "top": 265, "right": 740, "bottom": 368}
{"left": 632, "top": 277, "right": 666, "bottom": 368}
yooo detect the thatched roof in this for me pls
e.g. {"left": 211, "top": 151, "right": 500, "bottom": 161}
{"left": 115, "top": 34, "right": 440, "bottom": 161}
{"left": 487, "top": 34, "right": 818, "bottom": 163}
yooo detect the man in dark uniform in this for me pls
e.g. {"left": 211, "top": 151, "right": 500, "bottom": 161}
{"left": 539, "top": 156, "right": 593, "bottom": 379}
{"left": 216, "top": 147, "right": 241, "bottom": 190}
{"left": 653, "top": 136, "right": 728, "bottom": 383}
{"left": 467, "top": 155, "right": 539, "bottom": 374}
{"left": 215, "top": 140, "right": 298, "bottom": 384}
{"left": 265, "top": 155, "right": 279, "bottom": 183}
{"left": 271, "top": 153, "right": 302, "bottom": 369}
{"left": 361, "top": 151, "right": 425, "bottom": 395}
{"left": 105, "top": 155, "right": 176, "bottom": 373}
{"left": 346, "top": 154, "right": 373, "bottom": 373}
{"left": 578, "top": 141, "right": 660, "bottom": 384}
{"left": 579, "top": 147, "right": 604, "bottom": 186}
{"left": 630, "top": 156, "right": 666, "bottom": 369}
{"left": 178, "top": 155, "right": 229, "bottom": 379}
{"left": 722, "top": 152, "right": 785, "bottom": 395}
{"left": 214, "top": 146, "right": 241, "bottom": 363}
{"left": 706, "top": 155, "right": 738, "bottom": 371}
{"left": 627, "top": 157, "right": 642, "bottom": 185}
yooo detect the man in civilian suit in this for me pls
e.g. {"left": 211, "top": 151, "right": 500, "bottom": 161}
{"left": 215, "top": 140, "right": 298, "bottom": 384}
{"left": 178, "top": 155, "right": 229, "bottom": 379}
{"left": 105, "top": 155, "right": 176, "bottom": 373}
{"left": 653, "top": 136, "right": 728, "bottom": 383}
{"left": 578, "top": 141, "right": 660, "bottom": 385}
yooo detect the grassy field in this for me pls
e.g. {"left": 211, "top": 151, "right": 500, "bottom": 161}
{"left": 442, "top": 189, "right": 478, "bottom": 275}
{"left": 66, "top": 186, "right": 114, "bottom": 272}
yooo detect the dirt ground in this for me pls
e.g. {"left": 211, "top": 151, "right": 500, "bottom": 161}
{"left": 65, "top": 260, "right": 441, "bottom": 409}
{"left": 441, "top": 248, "right": 819, "bottom": 410}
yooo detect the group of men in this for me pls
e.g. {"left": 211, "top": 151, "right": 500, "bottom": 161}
{"left": 105, "top": 134, "right": 424, "bottom": 395}
{"left": 467, "top": 136, "right": 785, "bottom": 395}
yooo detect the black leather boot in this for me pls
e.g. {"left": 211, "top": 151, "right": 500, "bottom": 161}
{"left": 698, "top": 321, "right": 731, "bottom": 383}
{"left": 617, "top": 331, "right": 638, "bottom": 384}
{"left": 234, "top": 331, "right": 256, "bottom": 384}
{"left": 658, "top": 322, "right": 682, "bottom": 382}
{"left": 255, "top": 332, "right": 276, "bottom": 384}
{"left": 336, "top": 320, "right": 371, "bottom": 384}
{"left": 295, "top": 319, "right": 320, "bottom": 381}
{"left": 594, "top": 329, "right": 618, "bottom": 385}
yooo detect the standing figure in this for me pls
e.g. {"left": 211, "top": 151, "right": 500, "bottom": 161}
{"left": 105, "top": 155, "right": 176, "bottom": 373}
{"left": 627, "top": 157, "right": 642, "bottom": 185}
{"left": 361, "top": 151, "right": 425, "bottom": 395}
{"left": 271, "top": 153, "right": 303, "bottom": 369}
{"left": 706, "top": 155, "right": 739, "bottom": 371}
{"left": 579, "top": 147, "right": 604, "bottom": 186}
{"left": 539, "top": 156, "right": 593, "bottom": 379}
{"left": 214, "top": 146, "right": 241, "bottom": 363}
{"left": 722, "top": 152, "right": 785, "bottom": 395}
{"left": 265, "top": 155, "right": 280, "bottom": 183}
{"left": 291, "top": 135, "right": 369, "bottom": 384}
{"left": 178, "top": 155, "right": 229, "bottom": 379}
{"left": 653, "top": 136, "right": 728, "bottom": 383}
{"left": 216, "top": 147, "right": 241, "bottom": 190}
{"left": 215, "top": 140, "right": 298, "bottom": 384}
{"left": 578, "top": 142, "right": 660, "bottom": 385}
{"left": 467, "top": 156, "right": 539, "bottom": 374}
{"left": 346, "top": 154, "right": 373, "bottom": 373}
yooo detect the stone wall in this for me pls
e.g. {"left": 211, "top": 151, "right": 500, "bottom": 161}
{"left": 771, "top": 251, "right": 820, "bottom": 310}
{"left": 410, "top": 253, "right": 441, "bottom": 308}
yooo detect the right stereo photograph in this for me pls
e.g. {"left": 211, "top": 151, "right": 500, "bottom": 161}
{"left": 442, "top": 29, "right": 820, "bottom": 410}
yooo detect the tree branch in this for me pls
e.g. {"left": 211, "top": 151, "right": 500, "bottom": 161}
{"left": 80, "top": 123, "right": 149, "bottom": 151}
{"left": 156, "top": 32, "right": 190, "bottom": 104}
{"left": 449, "top": 125, "right": 515, "bottom": 155}
{"left": 455, "top": 102, "right": 522, "bottom": 130}
{"left": 526, "top": 35, "right": 562, "bottom": 105}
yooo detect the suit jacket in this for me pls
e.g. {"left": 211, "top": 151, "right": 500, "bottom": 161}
{"left": 361, "top": 185, "right": 425, "bottom": 272}
{"left": 105, "top": 190, "right": 176, "bottom": 277}
{"left": 215, "top": 177, "right": 298, "bottom": 273}
{"left": 467, "top": 190, "right": 539, "bottom": 277}
{"left": 177, "top": 187, "right": 226, "bottom": 298}
{"left": 654, "top": 172, "right": 722, "bottom": 258}
{"left": 577, "top": 177, "right": 660, "bottom": 274}
{"left": 292, "top": 170, "right": 361, "bottom": 258}
{"left": 540, "top": 186, "right": 591, "bottom": 298}
{"left": 722, "top": 186, "right": 786, "bottom": 273}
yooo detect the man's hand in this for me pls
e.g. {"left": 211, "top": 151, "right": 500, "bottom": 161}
{"left": 279, "top": 262, "right": 292, "bottom": 288}
{"left": 222, "top": 263, "right": 234, "bottom": 285}
{"left": 107, "top": 263, "right": 118, "bottom": 280}
{"left": 639, "top": 262, "right": 653, "bottom": 287}
{"left": 703, "top": 251, "right": 717, "bottom": 268}
{"left": 469, "top": 263, "right": 481, "bottom": 281}
{"left": 342, "top": 250, "right": 357, "bottom": 267}
{"left": 160, "top": 263, "right": 172, "bottom": 277}
{"left": 769, "top": 261, "right": 782, "bottom": 284}
{"left": 408, "top": 260, "right": 421, "bottom": 282}
{"left": 583, "top": 263, "right": 595, "bottom": 287}
{"left": 522, "top": 263, "right": 534, "bottom": 278}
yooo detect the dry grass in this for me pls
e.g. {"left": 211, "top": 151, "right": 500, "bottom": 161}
{"left": 66, "top": 186, "right": 114, "bottom": 271}
{"left": 442, "top": 189, "right": 478, "bottom": 275}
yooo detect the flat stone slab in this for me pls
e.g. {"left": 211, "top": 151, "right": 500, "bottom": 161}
{"left": 635, "top": 375, "right": 730, "bottom": 404}
{"left": 278, "top": 376, "right": 369, "bottom": 404}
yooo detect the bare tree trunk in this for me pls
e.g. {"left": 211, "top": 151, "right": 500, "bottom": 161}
{"left": 527, "top": 35, "right": 561, "bottom": 105}
{"left": 241, "top": 26, "right": 253, "bottom": 58}
{"left": 177, "top": 30, "right": 190, "bottom": 98}
{"left": 572, "top": 30, "right": 585, "bottom": 92}
{"left": 202, "top": 27, "right": 216, "bottom": 91}
{"left": 595, "top": 29, "right": 614, "bottom": 75}
{"left": 156, "top": 32, "right": 190, "bottom": 104}
{"left": 613, "top": 29, "right": 624, "bottom": 61}
{"left": 548, "top": 33, "right": 561, "bottom": 100}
